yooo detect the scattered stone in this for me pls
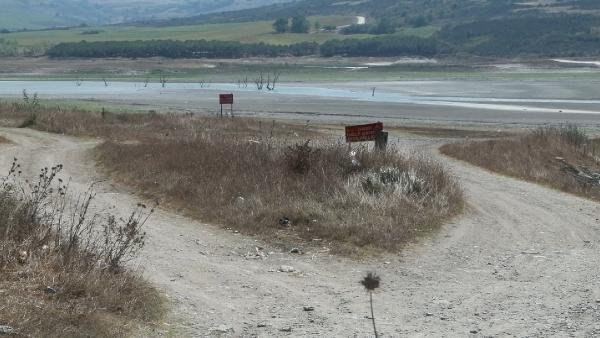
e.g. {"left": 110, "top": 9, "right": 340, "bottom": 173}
{"left": 17, "top": 250, "right": 27, "bottom": 264}
{"left": 278, "top": 265, "right": 295, "bottom": 273}
{"left": 278, "top": 217, "right": 291, "bottom": 227}
{"left": 440, "top": 316, "right": 449, "bottom": 321}
{"left": 437, "top": 299, "right": 453, "bottom": 309}
{"left": 234, "top": 196, "right": 245, "bottom": 206}
{"left": 0, "top": 325, "right": 14, "bottom": 335}
{"left": 44, "top": 286, "right": 57, "bottom": 294}
{"left": 279, "top": 327, "right": 292, "bottom": 332}
{"left": 210, "top": 325, "right": 234, "bottom": 334}
{"left": 244, "top": 247, "right": 268, "bottom": 260}
{"left": 257, "top": 323, "right": 267, "bottom": 328}
{"left": 424, "top": 312, "right": 434, "bottom": 317}
{"left": 290, "top": 248, "right": 302, "bottom": 254}
{"left": 470, "top": 329, "right": 479, "bottom": 334}
{"left": 303, "top": 306, "right": 315, "bottom": 312}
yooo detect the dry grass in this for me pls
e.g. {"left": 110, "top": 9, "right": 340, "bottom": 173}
{"left": 388, "top": 126, "right": 511, "bottom": 139}
{"left": 0, "top": 160, "right": 164, "bottom": 337}
{"left": 0, "top": 100, "right": 463, "bottom": 253}
{"left": 441, "top": 125, "right": 600, "bottom": 200}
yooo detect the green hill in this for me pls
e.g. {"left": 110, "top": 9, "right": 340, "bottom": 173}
{"left": 4, "top": 0, "right": 600, "bottom": 58}
{"left": 0, "top": 0, "right": 292, "bottom": 30}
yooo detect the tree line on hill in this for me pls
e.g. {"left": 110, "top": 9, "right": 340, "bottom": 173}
{"left": 46, "top": 35, "right": 439, "bottom": 58}
{"left": 273, "top": 15, "right": 310, "bottom": 33}
{"left": 45, "top": 13, "right": 600, "bottom": 59}
{"left": 46, "top": 39, "right": 320, "bottom": 58}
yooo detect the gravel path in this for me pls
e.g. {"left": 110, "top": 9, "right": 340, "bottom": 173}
{"left": 0, "top": 127, "right": 599, "bottom": 337}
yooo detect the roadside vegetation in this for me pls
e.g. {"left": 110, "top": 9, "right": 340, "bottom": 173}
{"left": 0, "top": 101, "right": 463, "bottom": 253}
{"left": 0, "top": 155, "right": 164, "bottom": 336}
{"left": 441, "top": 125, "right": 600, "bottom": 200}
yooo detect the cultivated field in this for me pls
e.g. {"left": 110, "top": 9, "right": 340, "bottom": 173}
{"left": 0, "top": 15, "right": 383, "bottom": 54}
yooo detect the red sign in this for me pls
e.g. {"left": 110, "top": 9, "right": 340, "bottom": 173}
{"left": 219, "top": 93, "right": 234, "bottom": 105}
{"left": 345, "top": 122, "right": 383, "bottom": 142}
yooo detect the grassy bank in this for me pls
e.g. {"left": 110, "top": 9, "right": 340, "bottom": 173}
{"left": 0, "top": 157, "right": 164, "bottom": 336}
{"left": 3, "top": 56, "right": 600, "bottom": 83}
{"left": 0, "top": 101, "right": 463, "bottom": 253}
{"left": 4, "top": 16, "right": 362, "bottom": 47}
{"left": 441, "top": 125, "right": 600, "bottom": 200}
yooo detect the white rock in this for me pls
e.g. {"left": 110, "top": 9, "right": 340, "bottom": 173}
{"left": 0, "top": 325, "right": 14, "bottom": 335}
{"left": 210, "top": 325, "right": 234, "bottom": 334}
{"left": 278, "top": 265, "right": 295, "bottom": 273}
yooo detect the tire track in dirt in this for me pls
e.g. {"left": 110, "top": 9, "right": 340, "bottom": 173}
{"left": 1, "top": 127, "right": 599, "bottom": 337}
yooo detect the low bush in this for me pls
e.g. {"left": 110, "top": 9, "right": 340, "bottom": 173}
{"left": 1, "top": 101, "right": 463, "bottom": 253}
{"left": 441, "top": 125, "right": 600, "bottom": 200}
{"left": 0, "top": 160, "right": 163, "bottom": 337}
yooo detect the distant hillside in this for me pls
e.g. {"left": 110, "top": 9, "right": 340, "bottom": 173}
{"left": 5, "top": 0, "right": 600, "bottom": 58}
{"left": 129, "top": 0, "right": 600, "bottom": 58}
{"left": 134, "top": 0, "right": 600, "bottom": 27}
{"left": 0, "top": 0, "right": 293, "bottom": 30}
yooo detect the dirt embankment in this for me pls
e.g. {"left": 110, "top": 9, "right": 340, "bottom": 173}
{"left": 0, "top": 128, "right": 599, "bottom": 336}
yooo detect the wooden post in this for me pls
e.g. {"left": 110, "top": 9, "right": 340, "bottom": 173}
{"left": 375, "top": 131, "right": 388, "bottom": 151}
{"left": 220, "top": 104, "right": 223, "bottom": 118}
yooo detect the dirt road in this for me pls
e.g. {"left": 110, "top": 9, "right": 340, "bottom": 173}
{"left": 0, "top": 127, "right": 599, "bottom": 337}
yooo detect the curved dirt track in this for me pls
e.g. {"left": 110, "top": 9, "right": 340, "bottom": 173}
{"left": 0, "top": 127, "right": 599, "bottom": 337}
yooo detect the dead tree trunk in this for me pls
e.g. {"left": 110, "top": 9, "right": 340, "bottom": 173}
{"left": 254, "top": 72, "right": 264, "bottom": 90}
{"left": 556, "top": 157, "right": 600, "bottom": 186}
{"left": 266, "top": 71, "right": 281, "bottom": 91}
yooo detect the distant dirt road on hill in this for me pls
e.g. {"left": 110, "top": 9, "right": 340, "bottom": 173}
{"left": 0, "top": 127, "right": 598, "bottom": 337}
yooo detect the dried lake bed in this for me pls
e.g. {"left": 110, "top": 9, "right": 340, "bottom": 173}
{"left": 1, "top": 78, "right": 600, "bottom": 128}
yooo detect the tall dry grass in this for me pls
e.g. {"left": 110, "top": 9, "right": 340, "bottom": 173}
{"left": 0, "top": 100, "right": 463, "bottom": 252}
{"left": 441, "top": 125, "right": 600, "bottom": 200}
{"left": 0, "top": 160, "right": 164, "bottom": 337}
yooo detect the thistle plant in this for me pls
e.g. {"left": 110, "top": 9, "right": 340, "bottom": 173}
{"left": 361, "top": 272, "right": 381, "bottom": 338}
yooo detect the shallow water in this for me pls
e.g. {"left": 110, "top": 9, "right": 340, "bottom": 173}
{"left": 1, "top": 80, "right": 599, "bottom": 115}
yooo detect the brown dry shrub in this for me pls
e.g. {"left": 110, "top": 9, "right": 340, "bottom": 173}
{"left": 441, "top": 125, "right": 600, "bottom": 199}
{"left": 1, "top": 100, "right": 463, "bottom": 252}
{"left": 0, "top": 163, "right": 164, "bottom": 337}
{"left": 97, "top": 137, "right": 463, "bottom": 251}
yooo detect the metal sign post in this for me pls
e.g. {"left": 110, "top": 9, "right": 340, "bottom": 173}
{"left": 219, "top": 93, "right": 234, "bottom": 117}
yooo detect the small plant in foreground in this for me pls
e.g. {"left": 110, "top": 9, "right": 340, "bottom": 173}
{"left": 0, "top": 161, "right": 161, "bottom": 336}
{"left": 361, "top": 272, "right": 381, "bottom": 338}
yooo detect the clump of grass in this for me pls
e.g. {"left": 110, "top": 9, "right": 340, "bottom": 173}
{"left": 0, "top": 160, "right": 164, "bottom": 337}
{"left": 0, "top": 100, "right": 463, "bottom": 253}
{"left": 441, "top": 124, "right": 600, "bottom": 199}
{"left": 97, "top": 136, "right": 462, "bottom": 252}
